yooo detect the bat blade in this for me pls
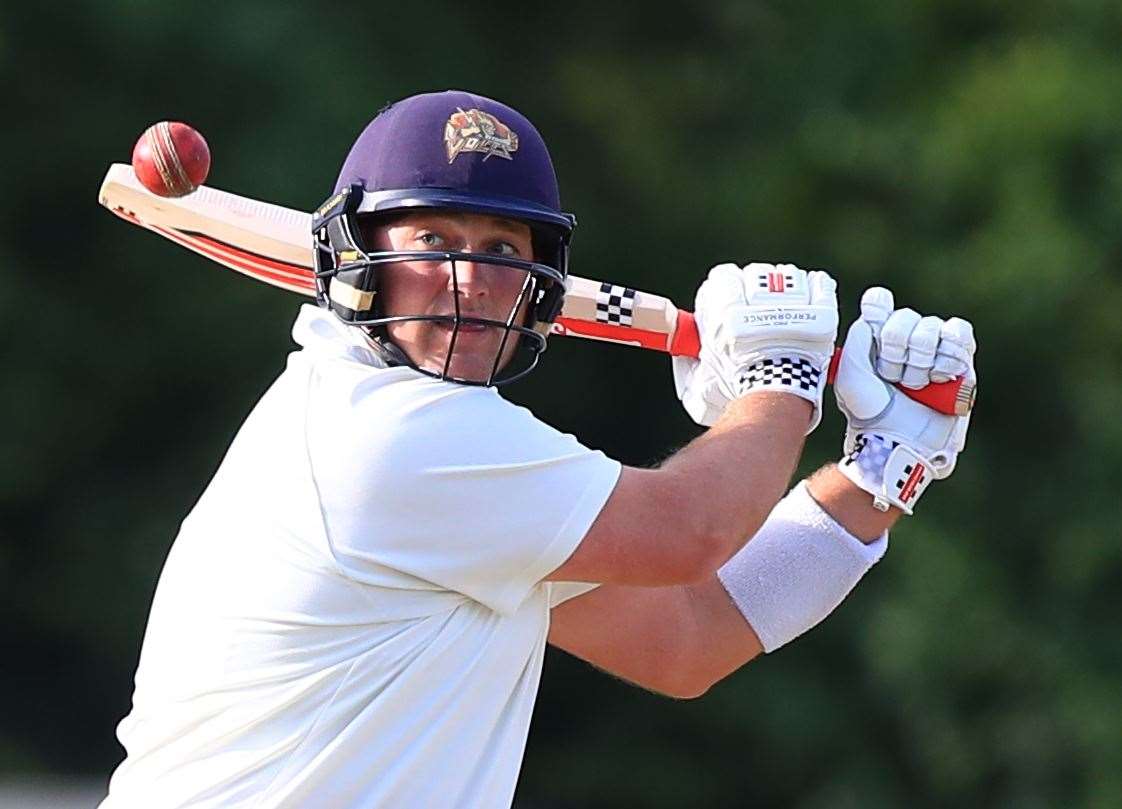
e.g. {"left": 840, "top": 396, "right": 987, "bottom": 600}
{"left": 98, "top": 163, "right": 316, "bottom": 295}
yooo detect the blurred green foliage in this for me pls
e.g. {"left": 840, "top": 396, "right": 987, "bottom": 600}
{"left": 2, "top": 1, "right": 1120, "bottom": 806}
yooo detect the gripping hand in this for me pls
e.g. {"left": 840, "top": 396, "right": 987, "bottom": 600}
{"left": 834, "top": 287, "right": 977, "bottom": 514}
{"left": 674, "top": 263, "right": 838, "bottom": 431}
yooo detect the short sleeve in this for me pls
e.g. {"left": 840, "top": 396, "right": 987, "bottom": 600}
{"left": 306, "top": 368, "right": 621, "bottom": 615}
{"left": 548, "top": 582, "right": 600, "bottom": 608}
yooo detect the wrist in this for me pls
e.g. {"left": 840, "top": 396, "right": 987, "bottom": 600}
{"left": 722, "top": 389, "right": 813, "bottom": 426}
{"left": 731, "top": 350, "right": 829, "bottom": 434}
{"left": 805, "top": 465, "right": 901, "bottom": 542}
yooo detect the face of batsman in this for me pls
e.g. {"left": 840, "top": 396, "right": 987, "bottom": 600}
{"left": 362, "top": 211, "right": 537, "bottom": 383}
{"left": 312, "top": 89, "right": 576, "bottom": 385}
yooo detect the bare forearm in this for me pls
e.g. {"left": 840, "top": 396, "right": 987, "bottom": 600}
{"left": 547, "top": 393, "right": 813, "bottom": 586}
{"left": 661, "top": 392, "right": 812, "bottom": 562}
{"left": 549, "top": 579, "right": 762, "bottom": 699}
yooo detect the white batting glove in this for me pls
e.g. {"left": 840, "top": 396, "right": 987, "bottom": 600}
{"left": 834, "top": 287, "right": 977, "bottom": 514}
{"left": 672, "top": 353, "right": 728, "bottom": 426}
{"left": 673, "top": 263, "right": 838, "bottom": 431}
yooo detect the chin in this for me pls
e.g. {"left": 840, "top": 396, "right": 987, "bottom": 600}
{"left": 410, "top": 327, "right": 517, "bottom": 383}
{"left": 444, "top": 353, "right": 503, "bottom": 383}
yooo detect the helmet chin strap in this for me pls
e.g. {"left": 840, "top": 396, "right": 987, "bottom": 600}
{"left": 360, "top": 327, "right": 412, "bottom": 369}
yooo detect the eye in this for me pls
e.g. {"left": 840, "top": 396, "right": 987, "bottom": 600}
{"left": 486, "top": 240, "right": 520, "bottom": 257}
{"left": 415, "top": 231, "right": 444, "bottom": 248}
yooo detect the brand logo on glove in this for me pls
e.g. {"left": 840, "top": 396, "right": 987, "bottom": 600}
{"left": 444, "top": 108, "right": 520, "bottom": 163}
{"left": 742, "top": 310, "right": 816, "bottom": 326}
{"left": 897, "top": 462, "right": 927, "bottom": 503}
{"left": 757, "top": 271, "right": 796, "bottom": 292}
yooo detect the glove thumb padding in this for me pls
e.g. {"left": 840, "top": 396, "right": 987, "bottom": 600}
{"left": 694, "top": 263, "right": 746, "bottom": 337}
{"left": 834, "top": 319, "right": 892, "bottom": 421}
{"left": 673, "top": 354, "right": 731, "bottom": 427}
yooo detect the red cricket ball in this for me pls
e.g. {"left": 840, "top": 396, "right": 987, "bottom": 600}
{"left": 131, "top": 121, "right": 210, "bottom": 198}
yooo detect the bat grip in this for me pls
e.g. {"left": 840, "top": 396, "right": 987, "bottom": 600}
{"left": 669, "top": 311, "right": 974, "bottom": 416}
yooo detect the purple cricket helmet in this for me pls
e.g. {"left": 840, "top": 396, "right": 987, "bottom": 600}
{"left": 312, "top": 90, "right": 576, "bottom": 386}
{"left": 335, "top": 91, "right": 574, "bottom": 234}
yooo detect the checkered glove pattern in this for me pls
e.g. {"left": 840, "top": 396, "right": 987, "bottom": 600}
{"left": 673, "top": 263, "right": 838, "bottom": 432}
{"left": 834, "top": 287, "right": 977, "bottom": 513}
{"left": 737, "top": 356, "right": 822, "bottom": 394}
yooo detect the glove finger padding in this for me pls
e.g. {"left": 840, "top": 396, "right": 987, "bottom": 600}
{"left": 876, "top": 308, "right": 921, "bottom": 382}
{"left": 931, "top": 354, "right": 970, "bottom": 382}
{"left": 941, "top": 317, "right": 977, "bottom": 352}
{"left": 900, "top": 315, "right": 943, "bottom": 389}
{"left": 929, "top": 317, "right": 976, "bottom": 382}
{"left": 808, "top": 270, "right": 839, "bottom": 308}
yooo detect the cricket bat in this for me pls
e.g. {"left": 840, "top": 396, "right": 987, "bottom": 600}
{"left": 98, "top": 163, "right": 974, "bottom": 415}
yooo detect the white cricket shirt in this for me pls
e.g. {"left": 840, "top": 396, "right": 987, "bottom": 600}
{"left": 101, "top": 305, "right": 620, "bottom": 808}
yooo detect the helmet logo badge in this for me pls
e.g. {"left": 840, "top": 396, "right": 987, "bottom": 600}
{"left": 444, "top": 108, "right": 519, "bottom": 163}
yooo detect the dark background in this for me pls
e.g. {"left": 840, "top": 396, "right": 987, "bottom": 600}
{"left": 3, "top": 2, "right": 1121, "bottom": 806}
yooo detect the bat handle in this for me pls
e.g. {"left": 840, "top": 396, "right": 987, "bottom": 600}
{"left": 669, "top": 309, "right": 702, "bottom": 358}
{"left": 668, "top": 311, "right": 974, "bottom": 416}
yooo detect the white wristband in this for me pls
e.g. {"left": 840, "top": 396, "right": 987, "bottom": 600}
{"left": 717, "top": 481, "right": 887, "bottom": 653}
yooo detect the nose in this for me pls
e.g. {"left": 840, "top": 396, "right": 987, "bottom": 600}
{"left": 447, "top": 258, "right": 489, "bottom": 299}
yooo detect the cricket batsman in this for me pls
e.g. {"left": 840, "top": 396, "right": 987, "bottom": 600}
{"left": 100, "top": 90, "right": 977, "bottom": 808}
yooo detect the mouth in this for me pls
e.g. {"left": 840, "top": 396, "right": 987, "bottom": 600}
{"left": 440, "top": 323, "right": 487, "bottom": 334}
{"left": 435, "top": 315, "right": 498, "bottom": 335}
